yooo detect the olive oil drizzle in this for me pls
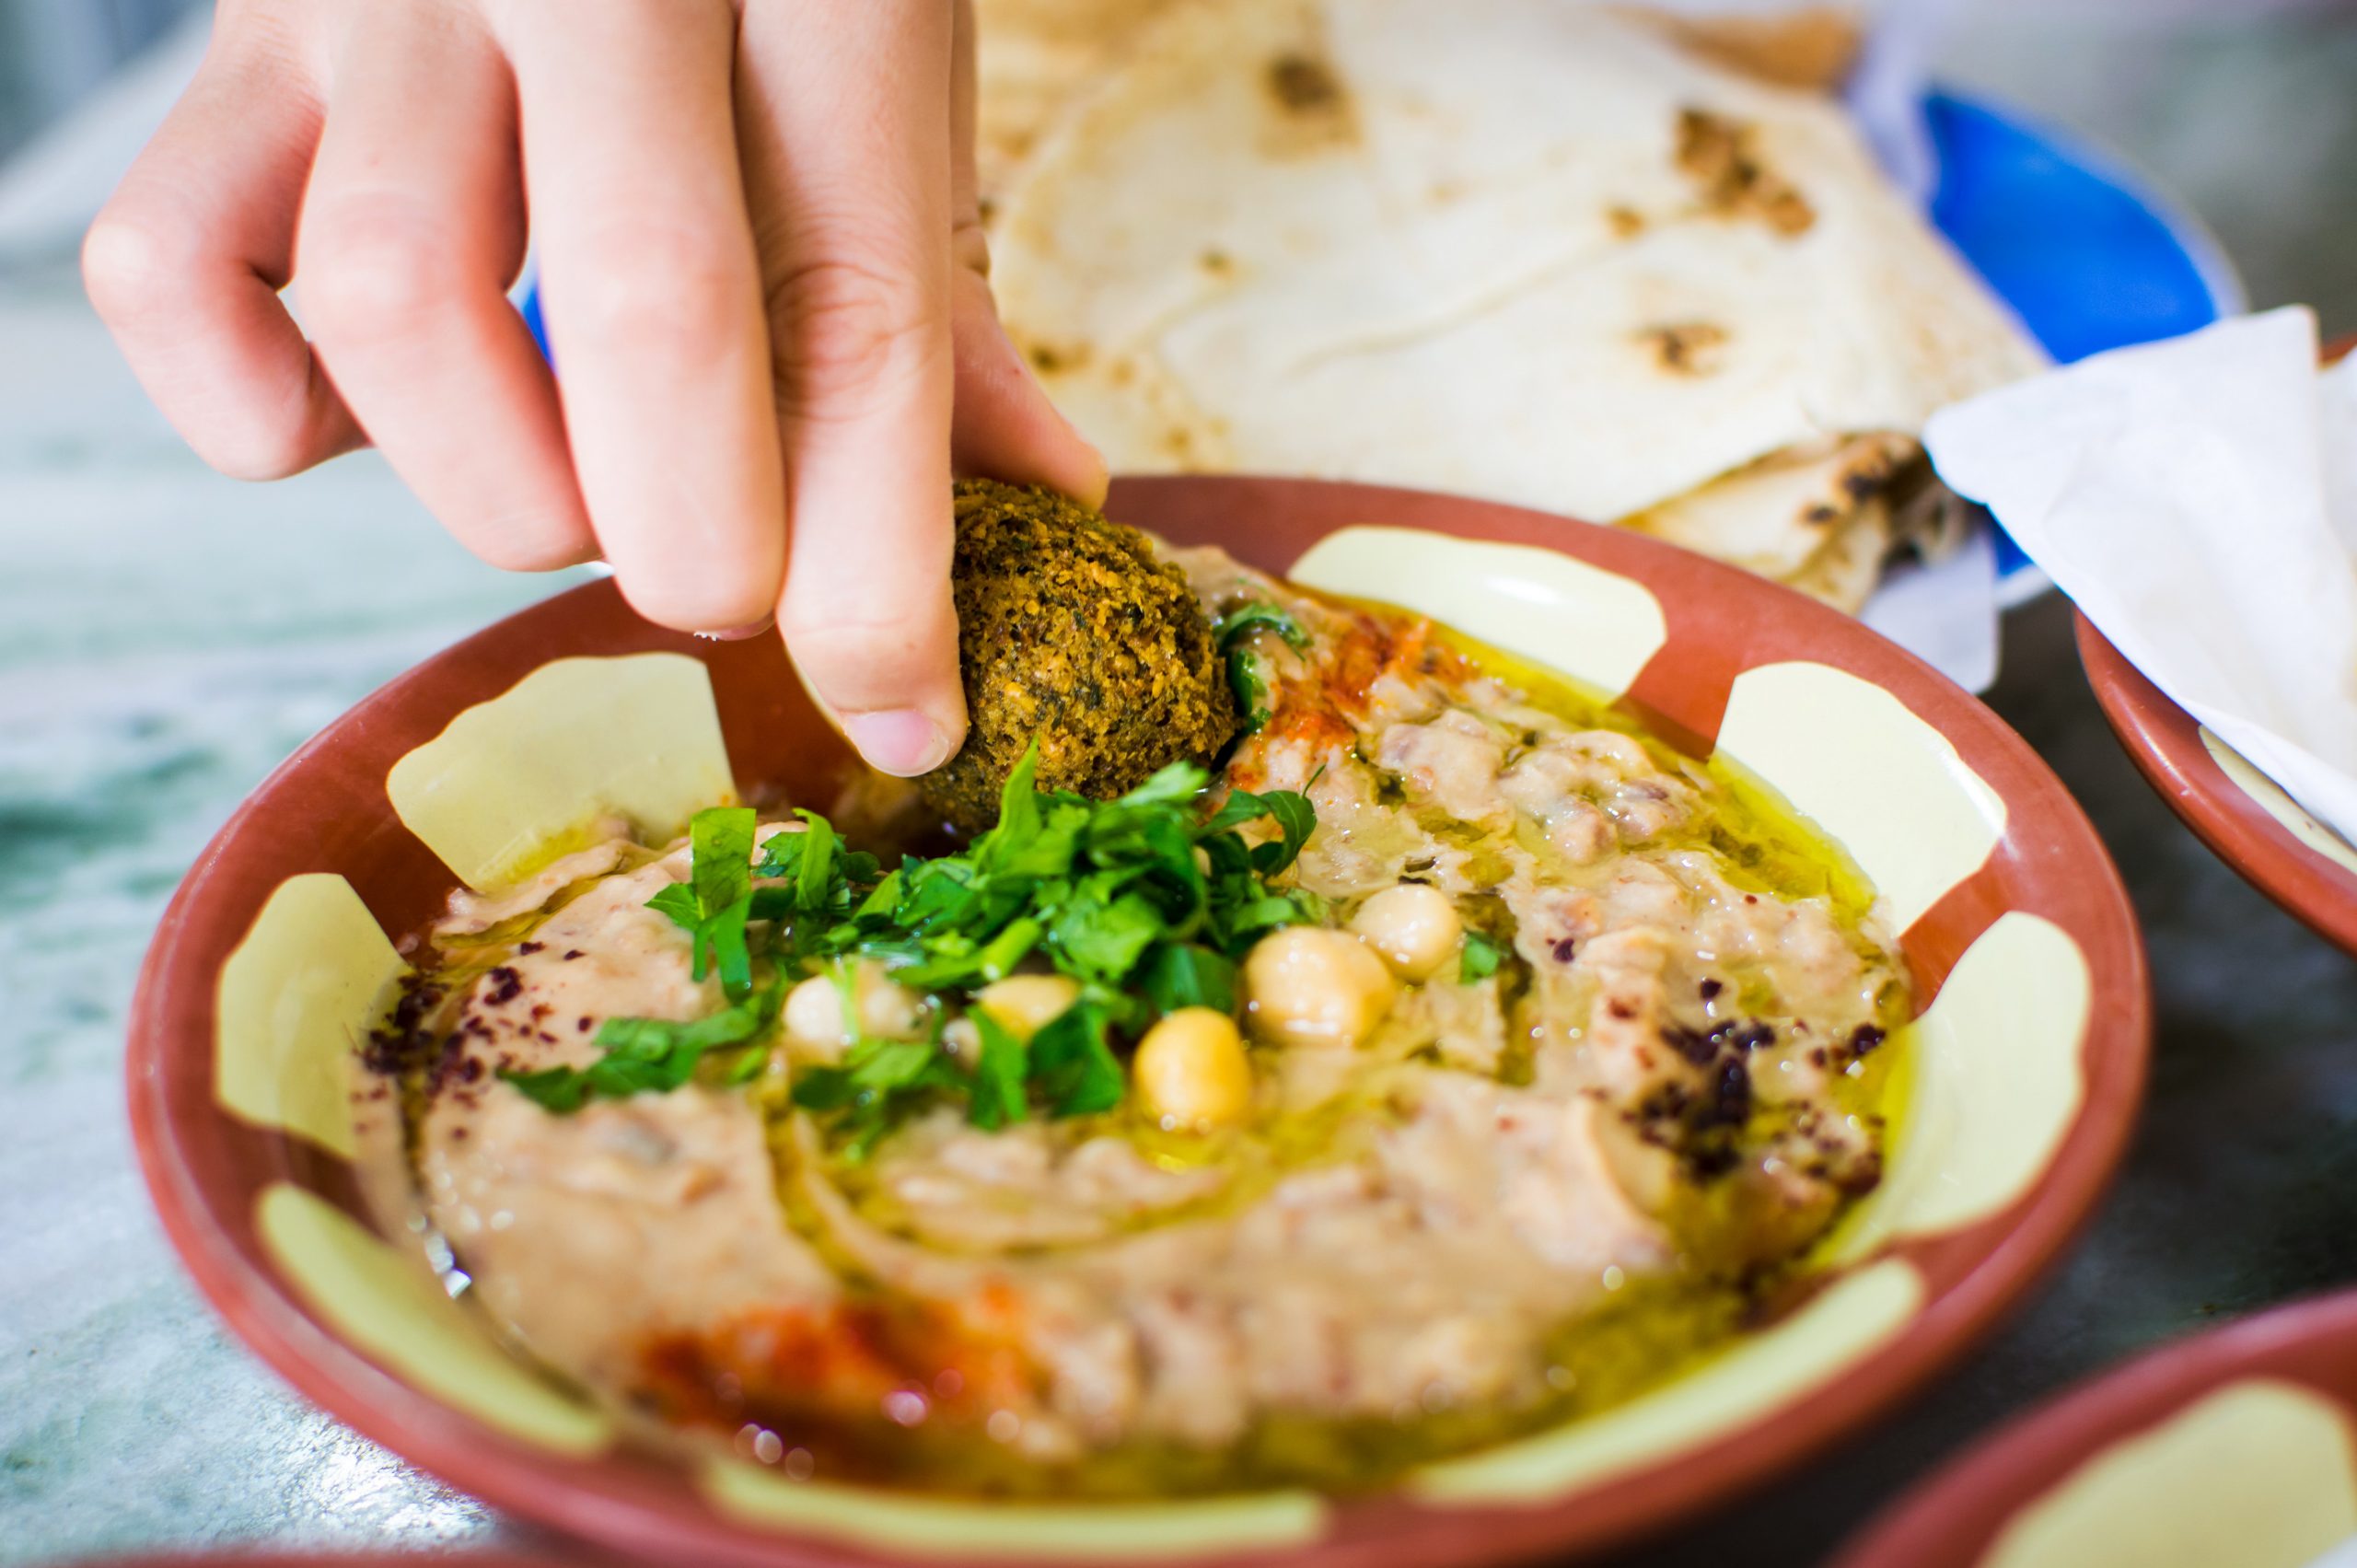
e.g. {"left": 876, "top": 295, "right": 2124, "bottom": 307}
{"left": 375, "top": 611, "right": 1914, "bottom": 1498}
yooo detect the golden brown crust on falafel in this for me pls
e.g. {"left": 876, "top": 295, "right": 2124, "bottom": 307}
{"left": 920, "top": 480, "right": 1238, "bottom": 830}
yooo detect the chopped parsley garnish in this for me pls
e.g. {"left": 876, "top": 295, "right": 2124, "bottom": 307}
{"left": 1216, "top": 602, "right": 1310, "bottom": 734}
{"left": 498, "top": 981, "right": 779, "bottom": 1112}
{"left": 499, "top": 741, "right": 1323, "bottom": 1145}
{"left": 645, "top": 807, "right": 758, "bottom": 999}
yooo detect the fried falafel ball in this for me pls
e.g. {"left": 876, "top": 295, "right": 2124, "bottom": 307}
{"left": 920, "top": 480, "right": 1239, "bottom": 831}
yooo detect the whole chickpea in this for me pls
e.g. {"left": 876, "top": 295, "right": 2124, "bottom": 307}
{"left": 1133, "top": 1007, "right": 1254, "bottom": 1131}
{"left": 1349, "top": 883, "right": 1464, "bottom": 981}
{"left": 784, "top": 959, "right": 924, "bottom": 1057}
{"left": 1243, "top": 926, "right": 1398, "bottom": 1049}
{"left": 973, "top": 974, "right": 1081, "bottom": 1041}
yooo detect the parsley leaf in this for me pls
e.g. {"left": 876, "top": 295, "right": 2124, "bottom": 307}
{"left": 792, "top": 809, "right": 837, "bottom": 912}
{"left": 1139, "top": 942, "right": 1237, "bottom": 1015}
{"left": 1459, "top": 930, "right": 1504, "bottom": 983}
{"left": 1199, "top": 787, "right": 1315, "bottom": 875}
{"left": 966, "top": 1008, "right": 1030, "bottom": 1131}
{"left": 1215, "top": 602, "right": 1312, "bottom": 655}
{"left": 1119, "top": 760, "right": 1213, "bottom": 810}
{"left": 1227, "top": 649, "right": 1272, "bottom": 734}
{"left": 647, "top": 807, "right": 759, "bottom": 999}
{"left": 526, "top": 737, "right": 1326, "bottom": 1151}
{"left": 788, "top": 1024, "right": 970, "bottom": 1162}
{"left": 1051, "top": 889, "right": 1165, "bottom": 982}
{"left": 1249, "top": 791, "right": 1316, "bottom": 876}
{"left": 1028, "top": 1001, "right": 1125, "bottom": 1118}
{"left": 1215, "top": 604, "right": 1309, "bottom": 736}
{"left": 498, "top": 981, "right": 782, "bottom": 1112}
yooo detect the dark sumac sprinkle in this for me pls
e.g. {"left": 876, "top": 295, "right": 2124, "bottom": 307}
{"left": 1710, "top": 1057, "right": 1751, "bottom": 1128}
{"left": 1660, "top": 1024, "right": 1714, "bottom": 1065}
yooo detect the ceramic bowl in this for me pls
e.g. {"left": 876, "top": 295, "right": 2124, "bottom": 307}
{"left": 2075, "top": 338, "right": 2357, "bottom": 957}
{"left": 2078, "top": 619, "right": 2357, "bottom": 956}
{"left": 1833, "top": 1289, "right": 2357, "bottom": 1568}
{"left": 128, "top": 475, "right": 2150, "bottom": 1568}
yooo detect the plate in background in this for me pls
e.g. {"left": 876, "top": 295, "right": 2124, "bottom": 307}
{"left": 2073, "top": 338, "right": 2357, "bottom": 958}
{"left": 1832, "top": 1290, "right": 2357, "bottom": 1568}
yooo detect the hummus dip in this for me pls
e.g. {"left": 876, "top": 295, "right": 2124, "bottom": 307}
{"left": 367, "top": 546, "right": 1906, "bottom": 1496}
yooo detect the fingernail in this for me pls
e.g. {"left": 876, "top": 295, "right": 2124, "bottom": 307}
{"left": 842, "top": 708, "right": 954, "bottom": 776}
{"left": 1071, "top": 440, "right": 1111, "bottom": 508}
{"left": 695, "top": 617, "right": 775, "bottom": 644}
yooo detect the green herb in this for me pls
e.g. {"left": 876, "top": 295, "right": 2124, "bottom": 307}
{"left": 1459, "top": 930, "right": 1504, "bottom": 984}
{"left": 498, "top": 981, "right": 781, "bottom": 1112}
{"left": 1215, "top": 602, "right": 1308, "bottom": 735}
{"left": 966, "top": 1009, "right": 1030, "bottom": 1132}
{"left": 1027, "top": 1000, "right": 1126, "bottom": 1118}
{"left": 1216, "top": 602, "right": 1313, "bottom": 655}
{"left": 1138, "top": 942, "right": 1237, "bottom": 1015}
{"left": 646, "top": 807, "right": 758, "bottom": 999}
{"left": 789, "top": 1022, "right": 970, "bottom": 1162}
{"left": 511, "top": 740, "right": 1321, "bottom": 1150}
{"left": 1249, "top": 791, "right": 1316, "bottom": 876}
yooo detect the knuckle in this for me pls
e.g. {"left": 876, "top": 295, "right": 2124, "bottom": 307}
{"left": 780, "top": 611, "right": 932, "bottom": 695}
{"left": 81, "top": 203, "right": 199, "bottom": 326}
{"left": 563, "top": 221, "right": 749, "bottom": 359}
{"left": 205, "top": 429, "right": 318, "bottom": 483}
{"left": 768, "top": 255, "right": 941, "bottom": 412}
{"left": 299, "top": 208, "right": 457, "bottom": 343}
{"left": 194, "top": 394, "right": 341, "bottom": 482}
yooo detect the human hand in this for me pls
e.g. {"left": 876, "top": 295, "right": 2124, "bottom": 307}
{"left": 84, "top": 0, "right": 1106, "bottom": 776}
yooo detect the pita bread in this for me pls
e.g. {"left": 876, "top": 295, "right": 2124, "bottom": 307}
{"left": 985, "top": 0, "right": 2043, "bottom": 594}
{"left": 1621, "top": 431, "right": 1911, "bottom": 580}
{"left": 1782, "top": 503, "right": 1893, "bottom": 612}
{"left": 973, "top": 0, "right": 1184, "bottom": 213}
{"left": 1611, "top": 5, "right": 1865, "bottom": 93}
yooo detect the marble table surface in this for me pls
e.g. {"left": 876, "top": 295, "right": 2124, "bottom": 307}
{"left": 7, "top": 251, "right": 2357, "bottom": 1568}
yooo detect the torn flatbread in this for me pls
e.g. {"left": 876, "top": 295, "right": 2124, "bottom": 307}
{"left": 982, "top": 0, "right": 2044, "bottom": 601}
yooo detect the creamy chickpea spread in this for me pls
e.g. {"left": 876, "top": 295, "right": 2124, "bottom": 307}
{"left": 365, "top": 545, "right": 1907, "bottom": 1497}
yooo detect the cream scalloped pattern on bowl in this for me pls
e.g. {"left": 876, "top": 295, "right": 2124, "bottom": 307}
{"left": 1981, "top": 1379, "right": 2357, "bottom": 1568}
{"left": 2199, "top": 726, "right": 2357, "bottom": 878}
{"left": 703, "top": 1460, "right": 1325, "bottom": 1559}
{"left": 387, "top": 652, "right": 736, "bottom": 891}
{"left": 1867, "top": 912, "right": 2089, "bottom": 1246}
{"left": 215, "top": 872, "right": 407, "bottom": 1159}
{"left": 1289, "top": 526, "right": 1669, "bottom": 700}
{"left": 256, "top": 1182, "right": 613, "bottom": 1455}
{"left": 1714, "top": 661, "right": 2007, "bottom": 935}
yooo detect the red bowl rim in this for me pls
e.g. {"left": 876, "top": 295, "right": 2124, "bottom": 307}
{"left": 2076, "top": 615, "right": 2357, "bottom": 956}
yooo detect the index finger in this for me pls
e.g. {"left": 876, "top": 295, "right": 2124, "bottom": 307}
{"left": 737, "top": 0, "right": 963, "bottom": 777}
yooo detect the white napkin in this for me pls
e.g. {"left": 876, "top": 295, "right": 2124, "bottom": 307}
{"left": 1924, "top": 307, "right": 2357, "bottom": 847}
